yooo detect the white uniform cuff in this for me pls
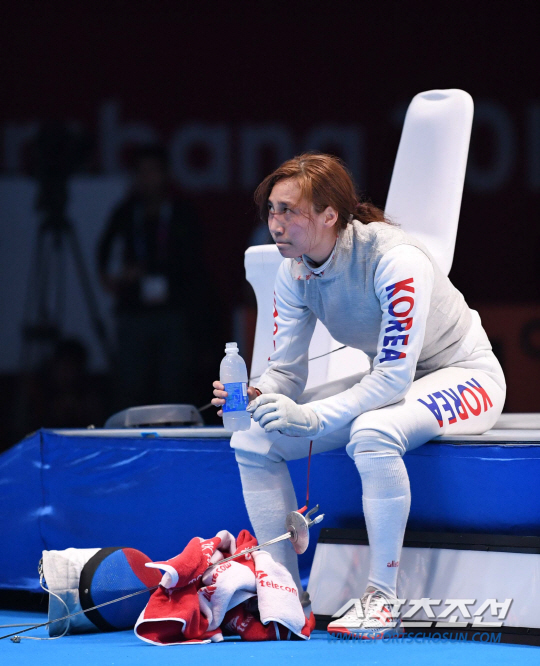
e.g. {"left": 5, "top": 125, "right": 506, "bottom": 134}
{"left": 308, "top": 389, "right": 362, "bottom": 438}
{"left": 254, "top": 378, "right": 281, "bottom": 395}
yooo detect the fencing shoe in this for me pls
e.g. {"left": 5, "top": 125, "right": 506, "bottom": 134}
{"left": 327, "top": 586, "right": 403, "bottom": 639}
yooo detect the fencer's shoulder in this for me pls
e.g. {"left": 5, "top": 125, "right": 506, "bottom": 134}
{"left": 350, "top": 220, "right": 407, "bottom": 247}
{"left": 349, "top": 220, "right": 432, "bottom": 262}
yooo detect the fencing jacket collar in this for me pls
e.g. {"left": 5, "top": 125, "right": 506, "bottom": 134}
{"left": 293, "top": 230, "right": 343, "bottom": 280}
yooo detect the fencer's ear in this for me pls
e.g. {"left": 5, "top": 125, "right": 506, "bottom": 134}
{"left": 323, "top": 206, "right": 339, "bottom": 229}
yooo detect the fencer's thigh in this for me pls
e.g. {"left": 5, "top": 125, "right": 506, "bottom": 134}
{"left": 230, "top": 415, "right": 350, "bottom": 462}
{"left": 347, "top": 350, "right": 506, "bottom": 458}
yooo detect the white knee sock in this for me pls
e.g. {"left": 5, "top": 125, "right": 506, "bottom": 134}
{"left": 354, "top": 448, "right": 411, "bottom": 599}
{"left": 235, "top": 450, "right": 303, "bottom": 595}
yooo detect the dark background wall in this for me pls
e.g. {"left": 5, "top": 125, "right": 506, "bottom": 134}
{"left": 0, "top": 1, "right": 539, "bottom": 447}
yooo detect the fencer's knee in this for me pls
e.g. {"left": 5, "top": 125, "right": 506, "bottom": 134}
{"left": 234, "top": 447, "right": 290, "bottom": 494}
{"left": 346, "top": 428, "right": 404, "bottom": 459}
{"left": 234, "top": 448, "right": 284, "bottom": 470}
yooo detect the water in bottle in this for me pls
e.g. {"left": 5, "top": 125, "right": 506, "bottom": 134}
{"left": 220, "top": 342, "right": 251, "bottom": 431}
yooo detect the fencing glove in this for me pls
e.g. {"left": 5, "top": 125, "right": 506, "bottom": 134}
{"left": 247, "top": 393, "right": 319, "bottom": 437}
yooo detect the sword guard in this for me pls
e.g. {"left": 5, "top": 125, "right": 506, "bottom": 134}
{"left": 285, "top": 505, "right": 324, "bottom": 554}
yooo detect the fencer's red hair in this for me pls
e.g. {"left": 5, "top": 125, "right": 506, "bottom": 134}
{"left": 254, "top": 152, "right": 388, "bottom": 232}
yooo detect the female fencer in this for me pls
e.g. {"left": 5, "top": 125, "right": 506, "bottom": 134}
{"left": 212, "top": 153, "right": 505, "bottom": 637}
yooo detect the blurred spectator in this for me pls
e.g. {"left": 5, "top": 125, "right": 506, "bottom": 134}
{"left": 97, "top": 144, "right": 207, "bottom": 411}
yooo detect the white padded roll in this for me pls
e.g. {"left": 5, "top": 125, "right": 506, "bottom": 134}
{"left": 42, "top": 547, "right": 101, "bottom": 635}
{"left": 385, "top": 89, "right": 474, "bottom": 276}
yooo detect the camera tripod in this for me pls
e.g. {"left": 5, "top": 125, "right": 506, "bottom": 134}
{"left": 13, "top": 207, "right": 112, "bottom": 438}
{"left": 20, "top": 210, "right": 111, "bottom": 369}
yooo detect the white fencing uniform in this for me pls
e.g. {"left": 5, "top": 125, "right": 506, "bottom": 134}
{"left": 231, "top": 220, "right": 506, "bottom": 602}
{"left": 233, "top": 221, "right": 505, "bottom": 459}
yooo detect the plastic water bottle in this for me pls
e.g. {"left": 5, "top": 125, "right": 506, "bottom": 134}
{"left": 220, "top": 342, "right": 251, "bottom": 431}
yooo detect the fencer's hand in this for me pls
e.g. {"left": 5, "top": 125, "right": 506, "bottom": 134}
{"left": 247, "top": 393, "right": 320, "bottom": 437}
{"left": 212, "top": 381, "right": 260, "bottom": 417}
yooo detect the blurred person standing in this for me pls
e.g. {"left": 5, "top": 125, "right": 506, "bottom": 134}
{"left": 97, "top": 144, "right": 203, "bottom": 411}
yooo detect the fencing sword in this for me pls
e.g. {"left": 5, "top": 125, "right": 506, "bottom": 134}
{"left": 212, "top": 505, "right": 324, "bottom": 565}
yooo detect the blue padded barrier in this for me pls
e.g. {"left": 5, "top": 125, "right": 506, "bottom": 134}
{"left": 1, "top": 429, "right": 540, "bottom": 592}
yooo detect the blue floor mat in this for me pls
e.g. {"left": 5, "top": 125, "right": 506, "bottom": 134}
{"left": 1, "top": 610, "right": 539, "bottom": 666}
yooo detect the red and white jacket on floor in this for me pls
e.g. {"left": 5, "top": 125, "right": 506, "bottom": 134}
{"left": 134, "top": 529, "right": 315, "bottom": 645}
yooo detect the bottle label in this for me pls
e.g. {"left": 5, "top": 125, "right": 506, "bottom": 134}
{"left": 223, "top": 382, "right": 249, "bottom": 412}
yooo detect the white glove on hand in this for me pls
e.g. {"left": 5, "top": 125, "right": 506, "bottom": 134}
{"left": 247, "top": 393, "right": 320, "bottom": 437}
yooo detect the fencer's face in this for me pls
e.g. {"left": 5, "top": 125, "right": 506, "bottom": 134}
{"left": 267, "top": 179, "right": 333, "bottom": 260}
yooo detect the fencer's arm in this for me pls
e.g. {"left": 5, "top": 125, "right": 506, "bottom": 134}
{"left": 307, "top": 245, "right": 435, "bottom": 438}
{"left": 254, "top": 261, "right": 317, "bottom": 401}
